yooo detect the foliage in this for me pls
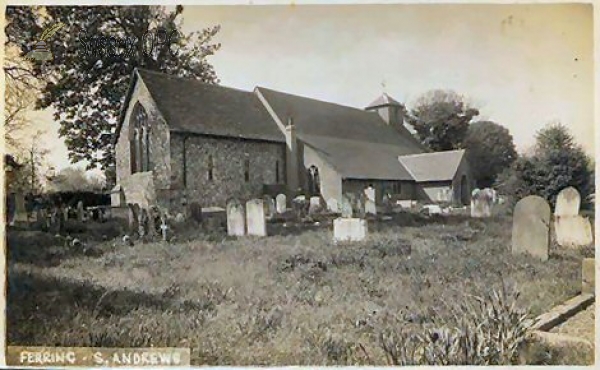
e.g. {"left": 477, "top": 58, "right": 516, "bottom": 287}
{"left": 47, "top": 167, "right": 106, "bottom": 192}
{"left": 405, "top": 89, "right": 479, "bottom": 151}
{"left": 463, "top": 121, "right": 517, "bottom": 188}
{"left": 496, "top": 123, "right": 593, "bottom": 209}
{"left": 5, "top": 5, "right": 221, "bottom": 171}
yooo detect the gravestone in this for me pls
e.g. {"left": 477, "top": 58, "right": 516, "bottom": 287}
{"left": 364, "top": 186, "right": 377, "bottom": 215}
{"left": 226, "top": 199, "right": 245, "bottom": 236}
{"left": 138, "top": 208, "right": 148, "bottom": 238}
{"left": 471, "top": 188, "right": 493, "bottom": 218}
{"left": 341, "top": 195, "right": 353, "bottom": 218}
{"left": 511, "top": 195, "right": 551, "bottom": 261}
{"left": 327, "top": 198, "right": 339, "bottom": 213}
{"left": 554, "top": 187, "right": 593, "bottom": 247}
{"left": 246, "top": 199, "right": 267, "bottom": 236}
{"left": 160, "top": 214, "right": 169, "bottom": 242}
{"left": 582, "top": 258, "right": 595, "bottom": 295}
{"left": 555, "top": 187, "right": 580, "bottom": 217}
{"left": 275, "top": 194, "right": 287, "bottom": 214}
{"left": 292, "top": 195, "right": 308, "bottom": 217}
{"left": 77, "top": 201, "right": 85, "bottom": 222}
{"left": 333, "top": 218, "right": 368, "bottom": 242}
{"left": 308, "top": 196, "right": 322, "bottom": 214}
{"left": 128, "top": 204, "right": 139, "bottom": 235}
{"left": 12, "top": 192, "right": 28, "bottom": 224}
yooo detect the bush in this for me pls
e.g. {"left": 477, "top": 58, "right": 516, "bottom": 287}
{"left": 379, "top": 284, "right": 531, "bottom": 365}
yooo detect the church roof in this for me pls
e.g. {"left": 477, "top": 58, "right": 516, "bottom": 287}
{"left": 365, "top": 93, "right": 403, "bottom": 109}
{"left": 398, "top": 149, "right": 466, "bottom": 182}
{"left": 134, "top": 69, "right": 285, "bottom": 143}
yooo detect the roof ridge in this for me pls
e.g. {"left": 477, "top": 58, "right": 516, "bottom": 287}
{"left": 256, "top": 86, "right": 383, "bottom": 115}
{"left": 136, "top": 68, "right": 253, "bottom": 95}
{"left": 398, "top": 149, "right": 465, "bottom": 158}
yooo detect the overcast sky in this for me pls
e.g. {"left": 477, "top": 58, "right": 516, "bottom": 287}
{"left": 23, "top": 3, "right": 594, "bottom": 171}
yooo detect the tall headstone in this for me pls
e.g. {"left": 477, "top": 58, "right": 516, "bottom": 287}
{"left": 246, "top": 199, "right": 267, "bottom": 236}
{"left": 471, "top": 188, "right": 493, "bottom": 218}
{"left": 555, "top": 187, "right": 580, "bottom": 217}
{"left": 364, "top": 186, "right": 377, "bottom": 215}
{"left": 12, "top": 192, "right": 28, "bottom": 224}
{"left": 275, "top": 194, "right": 287, "bottom": 214}
{"left": 226, "top": 199, "right": 245, "bottom": 236}
{"left": 327, "top": 198, "right": 339, "bottom": 213}
{"left": 308, "top": 196, "right": 322, "bottom": 214}
{"left": 341, "top": 195, "right": 353, "bottom": 218}
{"left": 77, "top": 201, "right": 85, "bottom": 222}
{"left": 511, "top": 195, "right": 551, "bottom": 261}
{"left": 554, "top": 187, "right": 593, "bottom": 247}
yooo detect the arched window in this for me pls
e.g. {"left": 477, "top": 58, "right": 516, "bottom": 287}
{"left": 130, "top": 102, "right": 150, "bottom": 173}
{"left": 307, "top": 165, "right": 321, "bottom": 196}
{"left": 244, "top": 159, "right": 250, "bottom": 182}
{"left": 207, "top": 155, "right": 214, "bottom": 181}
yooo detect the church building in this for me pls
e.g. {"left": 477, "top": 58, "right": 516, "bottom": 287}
{"left": 112, "top": 68, "right": 472, "bottom": 211}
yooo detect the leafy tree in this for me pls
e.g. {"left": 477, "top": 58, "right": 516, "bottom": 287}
{"left": 5, "top": 5, "right": 221, "bottom": 171}
{"left": 496, "top": 123, "right": 593, "bottom": 209}
{"left": 463, "top": 121, "right": 517, "bottom": 188}
{"left": 47, "top": 167, "right": 105, "bottom": 192}
{"left": 405, "top": 89, "right": 479, "bottom": 151}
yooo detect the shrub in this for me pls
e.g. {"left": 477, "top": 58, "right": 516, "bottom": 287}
{"left": 378, "top": 284, "right": 531, "bottom": 365}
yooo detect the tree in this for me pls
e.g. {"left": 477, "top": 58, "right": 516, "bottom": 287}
{"left": 5, "top": 5, "right": 221, "bottom": 171}
{"left": 47, "top": 167, "right": 105, "bottom": 192}
{"left": 496, "top": 123, "right": 593, "bottom": 209}
{"left": 463, "top": 121, "right": 517, "bottom": 188}
{"left": 405, "top": 89, "right": 479, "bottom": 151}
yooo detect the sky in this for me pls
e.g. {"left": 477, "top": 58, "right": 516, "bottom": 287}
{"left": 18, "top": 3, "right": 595, "bottom": 173}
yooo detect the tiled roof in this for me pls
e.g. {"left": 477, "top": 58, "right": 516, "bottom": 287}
{"left": 137, "top": 69, "right": 285, "bottom": 143}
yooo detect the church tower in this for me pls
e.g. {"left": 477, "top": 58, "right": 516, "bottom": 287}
{"left": 365, "top": 93, "right": 405, "bottom": 130}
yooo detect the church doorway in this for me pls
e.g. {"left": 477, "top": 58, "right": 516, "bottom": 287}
{"left": 307, "top": 165, "right": 321, "bottom": 196}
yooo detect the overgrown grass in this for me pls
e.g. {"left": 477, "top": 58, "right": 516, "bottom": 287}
{"left": 7, "top": 212, "right": 592, "bottom": 365}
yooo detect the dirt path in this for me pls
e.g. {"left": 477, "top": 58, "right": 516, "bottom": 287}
{"left": 550, "top": 303, "right": 595, "bottom": 344}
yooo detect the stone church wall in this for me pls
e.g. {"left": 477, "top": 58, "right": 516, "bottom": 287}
{"left": 170, "top": 133, "right": 286, "bottom": 208}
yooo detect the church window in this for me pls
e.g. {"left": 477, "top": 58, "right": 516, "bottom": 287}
{"left": 244, "top": 159, "right": 250, "bottom": 182}
{"left": 207, "top": 155, "right": 214, "bottom": 181}
{"left": 307, "top": 165, "right": 321, "bottom": 196}
{"left": 130, "top": 102, "right": 150, "bottom": 173}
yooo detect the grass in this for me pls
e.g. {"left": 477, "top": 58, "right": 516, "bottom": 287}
{"left": 7, "top": 210, "right": 594, "bottom": 365}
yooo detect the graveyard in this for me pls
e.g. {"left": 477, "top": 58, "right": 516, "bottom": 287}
{"left": 6, "top": 189, "right": 595, "bottom": 365}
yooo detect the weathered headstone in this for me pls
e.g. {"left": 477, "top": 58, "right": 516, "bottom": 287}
{"left": 12, "top": 192, "right": 28, "bottom": 224}
{"left": 471, "top": 188, "right": 493, "bottom": 218}
{"left": 341, "top": 195, "right": 353, "bottom": 218}
{"left": 308, "top": 196, "right": 322, "bottom": 214}
{"left": 554, "top": 187, "right": 593, "bottom": 247}
{"left": 275, "top": 194, "right": 287, "bottom": 214}
{"left": 555, "top": 215, "right": 593, "bottom": 247}
{"left": 327, "top": 198, "right": 339, "bottom": 213}
{"left": 511, "top": 195, "right": 551, "bottom": 261}
{"left": 226, "top": 199, "right": 245, "bottom": 236}
{"left": 555, "top": 187, "right": 580, "bottom": 217}
{"left": 364, "top": 186, "right": 377, "bottom": 215}
{"left": 77, "top": 201, "right": 85, "bottom": 222}
{"left": 333, "top": 218, "right": 368, "bottom": 242}
{"left": 246, "top": 199, "right": 267, "bottom": 236}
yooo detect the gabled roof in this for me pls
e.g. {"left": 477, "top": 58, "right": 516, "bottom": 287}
{"left": 256, "top": 87, "right": 422, "bottom": 149}
{"left": 366, "top": 93, "right": 403, "bottom": 109}
{"left": 398, "top": 149, "right": 466, "bottom": 182}
{"left": 114, "top": 69, "right": 285, "bottom": 145}
{"left": 302, "top": 134, "right": 415, "bottom": 180}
